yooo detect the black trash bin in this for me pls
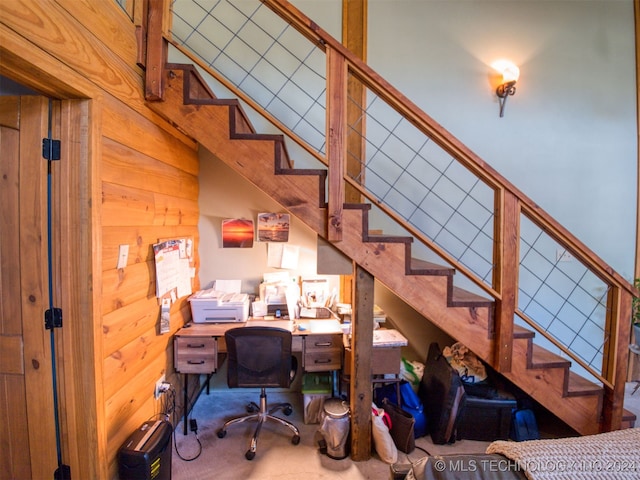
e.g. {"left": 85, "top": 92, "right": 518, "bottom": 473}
{"left": 119, "top": 419, "right": 172, "bottom": 480}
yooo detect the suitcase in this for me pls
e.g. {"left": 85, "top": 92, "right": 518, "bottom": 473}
{"left": 456, "top": 393, "right": 517, "bottom": 441}
{"left": 510, "top": 408, "right": 539, "bottom": 441}
{"left": 418, "top": 343, "right": 466, "bottom": 444}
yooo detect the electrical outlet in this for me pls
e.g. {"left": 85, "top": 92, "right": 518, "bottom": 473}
{"left": 154, "top": 374, "right": 166, "bottom": 399}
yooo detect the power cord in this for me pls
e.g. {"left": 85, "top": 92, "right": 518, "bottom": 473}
{"left": 165, "top": 386, "right": 202, "bottom": 461}
{"left": 390, "top": 445, "right": 431, "bottom": 479}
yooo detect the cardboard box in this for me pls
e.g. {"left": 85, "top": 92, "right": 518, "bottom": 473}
{"left": 343, "top": 345, "right": 401, "bottom": 376}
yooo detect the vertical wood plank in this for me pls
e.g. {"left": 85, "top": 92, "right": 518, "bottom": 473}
{"left": 57, "top": 98, "right": 104, "bottom": 479}
{"left": 493, "top": 189, "right": 519, "bottom": 372}
{"left": 0, "top": 121, "right": 21, "bottom": 333}
{"left": 342, "top": 0, "right": 367, "bottom": 204}
{"left": 19, "top": 96, "right": 58, "bottom": 480}
{"left": 349, "top": 264, "right": 374, "bottom": 460}
{"left": 602, "top": 287, "right": 631, "bottom": 431}
{"left": 145, "top": 0, "right": 166, "bottom": 100}
{"left": 0, "top": 97, "right": 31, "bottom": 480}
{"left": 326, "top": 48, "right": 347, "bottom": 242}
{"left": 0, "top": 376, "right": 31, "bottom": 479}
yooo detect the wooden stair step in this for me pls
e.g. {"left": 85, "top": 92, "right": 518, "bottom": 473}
{"left": 409, "top": 258, "right": 454, "bottom": 276}
{"left": 168, "top": 63, "right": 217, "bottom": 101}
{"left": 623, "top": 408, "right": 637, "bottom": 428}
{"left": 365, "top": 233, "right": 412, "bottom": 244}
{"left": 566, "top": 371, "right": 602, "bottom": 397}
{"left": 529, "top": 344, "right": 571, "bottom": 369}
{"left": 450, "top": 286, "right": 493, "bottom": 307}
{"left": 513, "top": 324, "right": 535, "bottom": 339}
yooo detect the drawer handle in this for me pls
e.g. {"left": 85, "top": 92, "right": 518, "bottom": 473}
{"left": 187, "top": 343, "right": 206, "bottom": 348}
{"left": 314, "top": 342, "right": 332, "bottom": 347}
{"left": 187, "top": 360, "right": 205, "bottom": 365}
{"left": 314, "top": 359, "right": 332, "bottom": 364}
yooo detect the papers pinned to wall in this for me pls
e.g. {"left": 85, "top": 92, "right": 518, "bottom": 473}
{"left": 153, "top": 238, "right": 194, "bottom": 302}
{"left": 267, "top": 243, "right": 299, "bottom": 269}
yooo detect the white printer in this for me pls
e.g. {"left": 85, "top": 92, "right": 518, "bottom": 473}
{"left": 189, "top": 288, "right": 250, "bottom": 323}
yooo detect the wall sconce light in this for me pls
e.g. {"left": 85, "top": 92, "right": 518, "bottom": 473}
{"left": 495, "top": 62, "right": 520, "bottom": 118}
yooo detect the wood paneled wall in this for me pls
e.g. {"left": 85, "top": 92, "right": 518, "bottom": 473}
{"left": 100, "top": 94, "right": 200, "bottom": 476}
{"left": 1, "top": 0, "right": 200, "bottom": 478}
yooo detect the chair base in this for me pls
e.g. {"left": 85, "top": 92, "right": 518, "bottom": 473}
{"left": 217, "top": 388, "right": 301, "bottom": 460}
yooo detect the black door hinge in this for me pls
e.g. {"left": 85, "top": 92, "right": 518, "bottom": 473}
{"left": 42, "top": 138, "right": 61, "bottom": 161}
{"left": 45, "top": 308, "right": 63, "bottom": 330}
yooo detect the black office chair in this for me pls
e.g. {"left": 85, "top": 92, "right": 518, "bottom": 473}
{"left": 216, "top": 326, "right": 301, "bottom": 460}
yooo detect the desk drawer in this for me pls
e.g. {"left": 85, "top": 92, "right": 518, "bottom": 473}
{"left": 304, "top": 334, "right": 342, "bottom": 351}
{"left": 303, "top": 334, "right": 342, "bottom": 371}
{"left": 304, "top": 349, "right": 342, "bottom": 371}
{"left": 174, "top": 336, "right": 217, "bottom": 374}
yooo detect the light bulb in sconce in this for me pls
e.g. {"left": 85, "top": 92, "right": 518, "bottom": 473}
{"left": 493, "top": 60, "right": 520, "bottom": 118}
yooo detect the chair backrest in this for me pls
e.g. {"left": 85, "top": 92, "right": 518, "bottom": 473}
{"left": 225, "top": 326, "right": 293, "bottom": 388}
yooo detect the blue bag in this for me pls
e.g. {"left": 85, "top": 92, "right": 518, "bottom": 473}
{"left": 375, "top": 380, "right": 428, "bottom": 438}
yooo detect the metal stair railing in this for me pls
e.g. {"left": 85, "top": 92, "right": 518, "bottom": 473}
{"left": 154, "top": 0, "right": 635, "bottom": 428}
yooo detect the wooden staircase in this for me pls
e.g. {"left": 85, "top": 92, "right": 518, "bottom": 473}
{"left": 145, "top": 63, "right": 630, "bottom": 436}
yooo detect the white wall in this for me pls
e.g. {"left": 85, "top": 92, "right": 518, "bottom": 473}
{"left": 291, "top": 0, "right": 637, "bottom": 278}
{"left": 365, "top": 0, "right": 637, "bottom": 280}
{"left": 198, "top": 149, "right": 340, "bottom": 298}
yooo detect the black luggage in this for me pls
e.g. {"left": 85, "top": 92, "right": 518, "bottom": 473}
{"left": 418, "top": 343, "right": 466, "bottom": 444}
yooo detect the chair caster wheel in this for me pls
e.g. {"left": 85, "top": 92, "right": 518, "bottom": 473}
{"left": 283, "top": 405, "right": 293, "bottom": 416}
{"left": 245, "top": 450, "right": 255, "bottom": 460}
{"left": 246, "top": 403, "right": 258, "bottom": 413}
{"left": 217, "top": 429, "right": 227, "bottom": 438}
{"left": 292, "top": 434, "right": 300, "bottom": 445}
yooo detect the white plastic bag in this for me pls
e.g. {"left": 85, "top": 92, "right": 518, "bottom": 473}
{"left": 371, "top": 403, "right": 397, "bottom": 464}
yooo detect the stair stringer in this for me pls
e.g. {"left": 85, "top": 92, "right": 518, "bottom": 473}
{"left": 503, "top": 334, "right": 602, "bottom": 436}
{"left": 149, "top": 63, "right": 605, "bottom": 437}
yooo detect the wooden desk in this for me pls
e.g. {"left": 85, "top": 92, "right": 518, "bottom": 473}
{"left": 173, "top": 318, "right": 343, "bottom": 433}
{"left": 341, "top": 330, "right": 407, "bottom": 405}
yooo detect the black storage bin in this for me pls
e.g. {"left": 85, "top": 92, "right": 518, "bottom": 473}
{"left": 119, "top": 419, "right": 172, "bottom": 480}
{"left": 456, "top": 393, "right": 517, "bottom": 441}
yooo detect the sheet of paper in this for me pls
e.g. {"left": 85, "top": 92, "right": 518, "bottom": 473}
{"left": 154, "top": 240, "right": 181, "bottom": 298}
{"left": 153, "top": 238, "right": 193, "bottom": 300}
{"left": 267, "top": 243, "right": 299, "bottom": 269}
{"left": 176, "top": 257, "right": 192, "bottom": 298}
{"left": 214, "top": 279, "right": 242, "bottom": 293}
{"left": 280, "top": 244, "right": 299, "bottom": 269}
{"left": 373, "top": 329, "right": 408, "bottom": 347}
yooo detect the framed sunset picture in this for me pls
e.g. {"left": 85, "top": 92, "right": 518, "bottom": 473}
{"left": 222, "top": 218, "right": 254, "bottom": 248}
{"left": 257, "top": 213, "right": 290, "bottom": 242}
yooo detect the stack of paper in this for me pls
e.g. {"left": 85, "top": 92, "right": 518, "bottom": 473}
{"left": 372, "top": 329, "right": 408, "bottom": 347}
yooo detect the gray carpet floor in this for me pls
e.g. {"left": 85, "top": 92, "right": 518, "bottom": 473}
{"left": 171, "top": 388, "right": 491, "bottom": 480}
{"left": 171, "top": 380, "right": 640, "bottom": 480}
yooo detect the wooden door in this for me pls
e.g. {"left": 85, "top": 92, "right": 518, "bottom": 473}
{"left": 0, "top": 96, "right": 59, "bottom": 479}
